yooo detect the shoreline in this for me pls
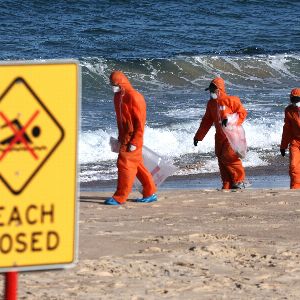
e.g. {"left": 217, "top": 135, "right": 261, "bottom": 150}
{"left": 80, "top": 163, "right": 291, "bottom": 192}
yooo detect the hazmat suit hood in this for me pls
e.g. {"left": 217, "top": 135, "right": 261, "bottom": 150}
{"left": 110, "top": 71, "right": 133, "bottom": 92}
{"left": 290, "top": 88, "right": 300, "bottom": 103}
{"left": 290, "top": 88, "right": 300, "bottom": 97}
{"left": 210, "top": 77, "right": 227, "bottom": 98}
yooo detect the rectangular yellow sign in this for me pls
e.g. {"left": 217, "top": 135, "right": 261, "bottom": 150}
{"left": 0, "top": 60, "right": 79, "bottom": 272}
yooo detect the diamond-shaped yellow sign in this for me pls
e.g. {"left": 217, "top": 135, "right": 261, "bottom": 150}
{"left": 0, "top": 61, "right": 79, "bottom": 272}
{"left": 0, "top": 77, "right": 64, "bottom": 194}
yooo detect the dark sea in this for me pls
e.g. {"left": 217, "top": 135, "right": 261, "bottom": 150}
{"left": 1, "top": 0, "right": 300, "bottom": 189}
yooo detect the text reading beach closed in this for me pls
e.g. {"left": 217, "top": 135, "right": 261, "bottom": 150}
{"left": 0, "top": 61, "right": 79, "bottom": 272}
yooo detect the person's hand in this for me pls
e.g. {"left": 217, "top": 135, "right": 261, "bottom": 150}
{"left": 222, "top": 118, "right": 228, "bottom": 127}
{"left": 194, "top": 138, "right": 198, "bottom": 147}
{"left": 280, "top": 149, "right": 286, "bottom": 157}
{"left": 128, "top": 144, "right": 137, "bottom": 152}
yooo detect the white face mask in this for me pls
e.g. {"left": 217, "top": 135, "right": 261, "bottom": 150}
{"left": 210, "top": 92, "right": 218, "bottom": 99}
{"left": 295, "top": 102, "right": 300, "bottom": 108}
{"left": 112, "top": 85, "right": 121, "bottom": 93}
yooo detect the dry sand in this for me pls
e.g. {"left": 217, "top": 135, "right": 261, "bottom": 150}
{"left": 1, "top": 189, "right": 300, "bottom": 299}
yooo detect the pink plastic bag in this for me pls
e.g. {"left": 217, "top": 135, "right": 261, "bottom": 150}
{"left": 222, "top": 113, "right": 247, "bottom": 159}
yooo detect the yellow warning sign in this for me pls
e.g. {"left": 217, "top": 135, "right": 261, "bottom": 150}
{"left": 0, "top": 60, "right": 79, "bottom": 272}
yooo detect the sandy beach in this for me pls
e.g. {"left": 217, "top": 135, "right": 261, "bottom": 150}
{"left": 1, "top": 188, "right": 300, "bottom": 299}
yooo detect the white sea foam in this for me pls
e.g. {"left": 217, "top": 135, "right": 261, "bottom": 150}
{"left": 174, "top": 151, "right": 267, "bottom": 177}
{"left": 79, "top": 129, "right": 118, "bottom": 164}
{"left": 175, "top": 159, "right": 219, "bottom": 176}
{"left": 79, "top": 119, "right": 282, "bottom": 164}
{"left": 243, "top": 119, "right": 283, "bottom": 149}
{"left": 243, "top": 151, "right": 268, "bottom": 167}
{"left": 80, "top": 167, "right": 118, "bottom": 182}
{"left": 162, "top": 107, "right": 205, "bottom": 119}
{"left": 79, "top": 118, "right": 283, "bottom": 182}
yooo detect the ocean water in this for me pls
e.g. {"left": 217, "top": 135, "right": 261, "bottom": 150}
{"left": 1, "top": 0, "right": 299, "bottom": 186}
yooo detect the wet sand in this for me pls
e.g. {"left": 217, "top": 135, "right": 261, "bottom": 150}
{"left": 80, "top": 159, "right": 291, "bottom": 192}
{"left": 2, "top": 188, "right": 300, "bottom": 299}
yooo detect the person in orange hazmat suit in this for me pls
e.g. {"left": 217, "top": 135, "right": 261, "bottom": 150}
{"left": 280, "top": 88, "right": 300, "bottom": 189}
{"left": 104, "top": 71, "right": 157, "bottom": 205}
{"left": 194, "top": 77, "right": 247, "bottom": 189}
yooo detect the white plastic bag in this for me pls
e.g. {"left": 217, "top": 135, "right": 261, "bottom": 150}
{"left": 109, "top": 136, "right": 177, "bottom": 191}
{"left": 222, "top": 113, "right": 247, "bottom": 159}
{"left": 135, "top": 144, "right": 178, "bottom": 192}
{"left": 109, "top": 136, "right": 120, "bottom": 153}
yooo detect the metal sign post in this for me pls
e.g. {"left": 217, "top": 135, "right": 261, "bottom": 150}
{"left": 5, "top": 272, "right": 18, "bottom": 300}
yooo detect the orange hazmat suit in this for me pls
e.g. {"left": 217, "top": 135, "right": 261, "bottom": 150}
{"left": 280, "top": 88, "right": 300, "bottom": 189}
{"left": 194, "top": 77, "right": 247, "bottom": 189}
{"left": 110, "top": 71, "right": 156, "bottom": 203}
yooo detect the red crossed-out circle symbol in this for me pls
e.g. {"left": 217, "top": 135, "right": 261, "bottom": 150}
{"left": 0, "top": 110, "right": 40, "bottom": 161}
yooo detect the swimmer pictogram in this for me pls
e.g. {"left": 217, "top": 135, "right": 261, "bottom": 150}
{"left": 0, "top": 77, "right": 64, "bottom": 195}
{"left": 0, "top": 111, "right": 42, "bottom": 160}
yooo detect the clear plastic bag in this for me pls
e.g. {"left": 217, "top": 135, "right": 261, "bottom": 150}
{"left": 222, "top": 113, "right": 247, "bottom": 159}
{"left": 109, "top": 137, "right": 178, "bottom": 192}
{"left": 134, "top": 144, "right": 178, "bottom": 192}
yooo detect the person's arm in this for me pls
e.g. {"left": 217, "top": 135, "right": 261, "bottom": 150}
{"left": 280, "top": 108, "right": 292, "bottom": 150}
{"left": 230, "top": 96, "right": 247, "bottom": 125}
{"left": 194, "top": 102, "right": 213, "bottom": 141}
{"left": 130, "top": 94, "right": 146, "bottom": 148}
{"left": 113, "top": 96, "right": 122, "bottom": 141}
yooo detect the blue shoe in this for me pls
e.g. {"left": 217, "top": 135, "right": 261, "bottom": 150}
{"left": 104, "top": 197, "right": 120, "bottom": 205}
{"left": 135, "top": 194, "right": 157, "bottom": 203}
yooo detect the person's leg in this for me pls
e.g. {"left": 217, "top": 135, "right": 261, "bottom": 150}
{"left": 216, "top": 140, "right": 232, "bottom": 189}
{"left": 112, "top": 148, "right": 142, "bottom": 203}
{"left": 217, "top": 157, "right": 231, "bottom": 189}
{"left": 289, "top": 143, "right": 300, "bottom": 189}
{"left": 136, "top": 161, "right": 157, "bottom": 197}
{"left": 220, "top": 140, "right": 245, "bottom": 186}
